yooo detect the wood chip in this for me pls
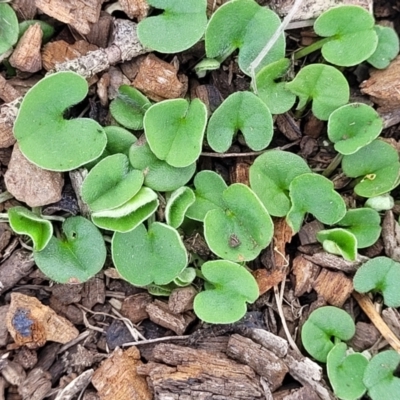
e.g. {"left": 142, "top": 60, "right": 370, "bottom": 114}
{"left": 292, "top": 255, "right": 320, "bottom": 297}
{"left": 85, "top": 12, "right": 113, "bottom": 48}
{"left": 6, "top": 293, "right": 79, "bottom": 349}
{"left": 168, "top": 286, "right": 197, "bottom": 314}
{"left": 5, "top": 144, "right": 64, "bottom": 207}
{"left": 382, "top": 210, "right": 400, "bottom": 262}
{"left": 18, "top": 368, "right": 52, "bottom": 400}
{"left": 91, "top": 347, "right": 151, "bottom": 400}
{"left": 349, "top": 322, "right": 381, "bottom": 351}
{"left": 0, "top": 306, "right": 10, "bottom": 347}
{"left": 312, "top": 269, "right": 353, "bottom": 307}
{"left": 0, "top": 75, "right": 21, "bottom": 103}
{"left": 121, "top": 293, "right": 152, "bottom": 324}
{"left": 298, "top": 220, "right": 324, "bottom": 246}
{"left": 119, "top": 0, "right": 149, "bottom": 20}
{"left": 12, "top": 0, "right": 37, "bottom": 20}
{"left": 303, "top": 252, "right": 369, "bottom": 274}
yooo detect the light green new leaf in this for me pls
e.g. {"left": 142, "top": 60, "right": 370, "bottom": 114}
{"left": 103, "top": 126, "right": 137, "bottom": 157}
{"left": 137, "top": 0, "right": 207, "bottom": 53}
{"left": 81, "top": 154, "right": 144, "bottom": 212}
{"left": 206, "top": 91, "right": 273, "bottom": 152}
{"left": 205, "top": 0, "right": 285, "bottom": 75}
{"left": 112, "top": 222, "right": 188, "bottom": 286}
{"left": 14, "top": 72, "right": 107, "bottom": 171}
{"left": 193, "top": 260, "right": 259, "bottom": 324}
{"left": 367, "top": 25, "right": 399, "bottom": 69}
{"left": 0, "top": 3, "right": 18, "bottom": 54}
{"left": 144, "top": 98, "right": 207, "bottom": 168}
{"left": 204, "top": 183, "right": 273, "bottom": 262}
{"left": 316, "top": 228, "right": 357, "bottom": 261}
{"left": 33, "top": 217, "right": 106, "bottom": 284}
{"left": 8, "top": 206, "right": 53, "bottom": 251}
{"left": 249, "top": 150, "right": 311, "bottom": 217}
{"left": 314, "top": 5, "right": 378, "bottom": 66}
{"left": 165, "top": 187, "right": 195, "bottom": 229}
{"left": 286, "top": 64, "right": 350, "bottom": 120}
{"left": 287, "top": 173, "right": 346, "bottom": 233}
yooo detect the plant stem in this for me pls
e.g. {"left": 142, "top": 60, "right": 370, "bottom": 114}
{"left": 322, "top": 153, "right": 343, "bottom": 178}
{"left": 293, "top": 37, "right": 332, "bottom": 60}
{"left": 0, "top": 191, "right": 13, "bottom": 203}
{"left": 41, "top": 215, "right": 66, "bottom": 222}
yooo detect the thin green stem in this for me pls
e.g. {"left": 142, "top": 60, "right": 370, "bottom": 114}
{"left": 41, "top": 214, "right": 66, "bottom": 222}
{"left": 294, "top": 37, "right": 332, "bottom": 60}
{"left": 322, "top": 153, "right": 343, "bottom": 178}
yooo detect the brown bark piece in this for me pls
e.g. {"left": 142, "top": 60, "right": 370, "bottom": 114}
{"left": 230, "top": 159, "right": 250, "bottom": 185}
{"left": 253, "top": 268, "right": 285, "bottom": 296}
{"left": 133, "top": 54, "right": 188, "bottom": 101}
{"left": 121, "top": 293, "right": 152, "bottom": 324}
{"left": 82, "top": 276, "right": 105, "bottom": 309}
{"left": 86, "top": 12, "right": 113, "bottom": 48}
{"left": 6, "top": 293, "right": 79, "bottom": 349}
{"left": 107, "top": 66, "right": 130, "bottom": 99}
{"left": 0, "top": 223, "right": 12, "bottom": 253}
{"left": 91, "top": 347, "right": 151, "bottom": 400}
{"left": 0, "top": 97, "right": 21, "bottom": 149}
{"left": 54, "top": 369, "right": 94, "bottom": 400}
{"left": 382, "top": 210, "right": 400, "bottom": 262}
{"left": 168, "top": 286, "right": 197, "bottom": 314}
{"left": 275, "top": 113, "right": 302, "bottom": 141}
{"left": 145, "top": 343, "right": 264, "bottom": 399}
{"left": 303, "top": 252, "right": 368, "bottom": 273}
{"left": 34, "top": 0, "right": 103, "bottom": 35}
{"left": 349, "top": 322, "right": 381, "bottom": 351}
{"left": 292, "top": 255, "right": 320, "bottom": 297}
{"left": 9, "top": 24, "right": 42, "bottom": 73}
{"left": 382, "top": 308, "right": 400, "bottom": 339}
{"left": 119, "top": 0, "right": 149, "bottom": 20}
{"left": 227, "top": 334, "right": 288, "bottom": 391}
{"left": 13, "top": 347, "right": 38, "bottom": 370}
{"left": 12, "top": 0, "right": 37, "bottom": 20}
{"left": 0, "top": 75, "right": 21, "bottom": 103}
{"left": 146, "top": 300, "right": 196, "bottom": 335}
{"left": 273, "top": 386, "right": 321, "bottom": 400}
{"left": 0, "top": 306, "right": 10, "bottom": 347}
{"left": 18, "top": 368, "right": 52, "bottom": 400}
{"left": 5, "top": 144, "right": 64, "bottom": 207}
{"left": 360, "top": 55, "right": 400, "bottom": 111}
{"left": 312, "top": 269, "right": 353, "bottom": 307}
{"left": 0, "top": 360, "right": 26, "bottom": 386}
{"left": 298, "top": 220, "right": 324, "bottom": 246}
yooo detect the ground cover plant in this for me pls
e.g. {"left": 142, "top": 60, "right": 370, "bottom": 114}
{"left": 1, "top": 0, "right": 400, "bottom": 398}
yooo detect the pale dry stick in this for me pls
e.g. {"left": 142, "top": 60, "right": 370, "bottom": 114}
{"left": 353, "top": 291, "right": 400, "bottom": 353}
{"left": 123, "top": 335, "right": 189, "bottom": 347}
{"left": 249, "top": 0, "right": 305, "bottom": 92}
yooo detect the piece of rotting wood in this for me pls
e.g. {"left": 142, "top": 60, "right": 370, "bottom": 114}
{"left": 292, "top": 255, "right": 320, "bottom": 297}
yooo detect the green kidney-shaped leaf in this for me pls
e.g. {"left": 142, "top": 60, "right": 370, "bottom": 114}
{"left": 301, "top": 306, "right": 355, "bottom": 363}
{"left": 104, "top": 126, "right": 137, "bottom": 157}
{"left": 249, "top": 150, "right": 311, "bottom": 217}
{"left": 327, "top": 343, "right": 368, "bottom": 400}
{"left": 287, "top": 173, "right": 346, "bottom": 233}
{"left": 286, "top": 64, "right": 350, "bottom": 120}
{"left": 193, "top": 260, "right": 259, "bottom": 324}
{"left": 328, "top": 103, "right": 383, "bottom": 155}
{"left": 205, "top": 0, "right": 285, "bottom": 75}
{"left": 204, "top": 183, "right": 273, "bottom": 262}
{"left": 353, "top": 256, "right": 400, "bottom": 307}
{"left": 144, "top": 98, "right": 207, "bottom": 168}
{"left": 317, "top": 228, "right": 357, "bottom": 261}
{"left": 255, "top": 58, "right": 296, "bottom": 114}
{"left": 112, "top": 222, "right": 188, "bottom": 286}
{"left": 137, "top": 0, "right": 207, "bottom": 53}
{"left": 129, "top": 140, "right": 196, "bottom": 192}
{"left": 367, "top": 25, "right": 399, "bottom": 69}
{"left": 8, "top": 206, "right": 53, "bottom": 252}
{"left": 110, "top": 85, "right": 151, "bottom": 130}
{"left": 342, "top": 139, "right": 400, "bottom": 197}
{"left": 14, "top": 72, "right": 107, "bottom": 171}
{"left": 186, "top": 170, "right": 228, "bottom": 221}
{"left": 165, "top": 187, "right": 195, "bottom": 229}
{"left": 206, "top": 91, "right": 273, "bottom": 152}
{"left": 91, "top": 187, "right": 159, "bottom": 233}
{"left": 363, "top": 350, "right": 400, "bottom": 400}
{"left": 0, "top": 3, "right": 19, "bottom": 54}
{"left": 33, "top": 216, "right": 106, "bottom": 284}
{"left": 314, "top": 5, "right": 378, "bottom": 67}
{"left": 336, "top": 208, "right": 381, "bottom": 248}
{"left": 81, "top": 154, "right": 144, "bottom": 212}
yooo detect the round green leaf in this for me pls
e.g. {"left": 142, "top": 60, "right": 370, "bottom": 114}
{"left": 314, "top": 5, "right": 378, "bottom": 66}
{"left": 205, "top": 0, "right": 285, "bottom": 75}
{"left": 8, "top": 206, "right": 53, "bottom": 252}
{"left": 342, "top": 139, "right": 400, "bottom": 197}
{"left": 165, "top": 187, "right": 195, "bottom": 229}
{"left": 81, "top": 154, "right": 144, "bottom": 212}
{"left": 206, "top": 91, "right": 273, "bottom": 152}
{"left": 336, "top": 208, "right": 381, "bottom": 248}
{"left": 193, "top": 260, "right": 259, "bottom": 324}
{"left": 363, "top": 350, "right": 400, "bottom": 400}
{"left": 287, "top": 173, "right": 347, "bottom": 233}
{"left": 103, "top": 126, "right": 137, "bottom": 157}
{"left": 353, "top": 256, "right": 400, "bottom": 307}
{"left": 14, "top": 72, "right": 107, "bottom": 172}
{"left": 112, "top": 222, "right": 188, "bottom": 286}
{"left": 129, "top": 140, "right": 196, "bottom": 192}
{"left": 33, "top": 216, "right": 106, "bottom": 284}
{"left": 110, "top": 85, "right": 151, "bottom": 130}
{"left": 204, "top": 183, "right": 273, "bottom": 262}
{"left": 367, "top": 25, "right": 399, "bottom": 69}
{"left": 286, "top": 64, "right": 350, "bottom": 120}
{"left": 316, "top": 228, "right": 357, "bottom": 261}
{"left": 327, "top": 343, "right": 368, "bottom": 400}
{"left": 144, "top": 98, "right": 207, "bottom": 168}
{"left": 186, "top": 170, "right": 228, "bottom": 221}
{"left": 91, "top": 187, "right": 159, "bottom": 233}
{"left": 301, "top": 306, "right": 355, "bottom": 363}
{"left": 137, "top": 0, "right": 207, "bottom": 53}
{"left": 0, "top": 3, "right": 18, "bottom": 54}
{"left": 328, "top": 103, "right": 383, "bottom": 155}
{"left": 249, "top": 150, "right": 311, "bottom": 217}
{"left": 254, "top": 58, "right": 296, "bottom": 114}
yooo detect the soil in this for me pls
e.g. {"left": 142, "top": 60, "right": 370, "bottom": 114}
{"left": 1, "top": 0, "right": 400, "bottom": 399}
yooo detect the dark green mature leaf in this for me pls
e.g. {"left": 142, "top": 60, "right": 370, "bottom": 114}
{"left": 0, "top": 3, "right": 18, "bottom": 54}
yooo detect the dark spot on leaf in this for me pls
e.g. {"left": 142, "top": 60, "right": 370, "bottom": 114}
{"left": 229, "top": 234, "right": 241, "bottom": 248}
